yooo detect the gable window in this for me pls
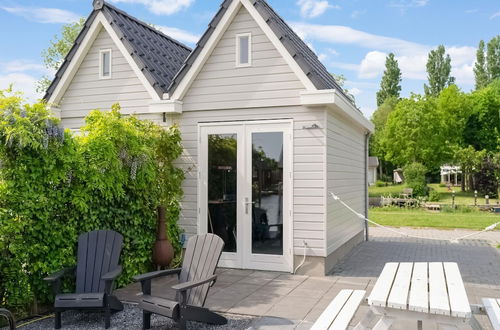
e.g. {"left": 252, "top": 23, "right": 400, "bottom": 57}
{"left": 99, "top": 49, "right": 112, "bottom": 79}
{"left": 236, "top": 33, "right": 252, "bottom": 67}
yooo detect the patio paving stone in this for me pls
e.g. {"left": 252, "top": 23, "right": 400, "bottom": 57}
{"left": 265, "top": 296, "right": 318, "bottom": 320}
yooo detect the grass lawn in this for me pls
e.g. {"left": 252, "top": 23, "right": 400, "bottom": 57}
{"left": 369, "top": 183, "right": 496, "bottom": 205}
{"left": 369, "top": 207, "right": 499, "bottom": 230}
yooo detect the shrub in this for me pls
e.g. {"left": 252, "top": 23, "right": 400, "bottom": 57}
{"left": 0, "top": 92, "right": 184, "bottom": 313}
{"left": 428, "top": 190, "right": 441, "bottom": 202}
{"left": 375, "top": 180, "right": 386, "bottom": 187}
{"left": 404, "top": 162, "right": 428, "bottom": 196}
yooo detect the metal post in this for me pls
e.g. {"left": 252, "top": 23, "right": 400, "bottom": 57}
{"left": 452, "top": 191, "right": 456, "bottom": 208}
{"left": 485, "top": 195, "right": 489, "bottom": 205}
{"left": 474, "top": 190, "right": 478, "bottom": 206}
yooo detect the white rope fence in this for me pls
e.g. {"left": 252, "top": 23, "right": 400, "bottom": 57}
{"left": 329, "top": 192, "right": 499, "bottom": 244}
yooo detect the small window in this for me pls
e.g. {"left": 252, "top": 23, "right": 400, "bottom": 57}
{"left": 236, "top": 33, "right": 251, "bottom": 67}
{"left": 99, "top": 49, "right": 112, "bottom": 79}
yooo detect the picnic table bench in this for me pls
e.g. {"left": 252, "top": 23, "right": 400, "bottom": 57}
{"left": 311, "top": 290, "right": 366, "bottom": 330}
{"left": 482, "top": 298, "right": 500, "bottom": 330}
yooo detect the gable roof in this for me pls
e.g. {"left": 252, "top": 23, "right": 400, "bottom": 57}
{"left": 44, "top": 0, "right": 192, "bottom": 101}
{"left": 168, "top": 0, "right": 349, "bottom": 101}
{"left": 45, "top": 0, "right": 353, "bottom": 106}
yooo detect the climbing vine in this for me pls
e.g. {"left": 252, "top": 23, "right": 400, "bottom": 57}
{"left": 0, "top": 90, "right": 184, "bottom": 314}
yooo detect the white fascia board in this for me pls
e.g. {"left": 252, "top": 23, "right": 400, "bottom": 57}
{"left": 301, "top": 90, "right": 374, "bottom": 132}
{"left": 48, "top": 12, "right": 160, "bottom": 105}
{"left": 240, "top": 0, "right": 316, "bottom": 91}
{"left": 149, "top": 100, "right": 183, "bottom": 113}
{"left": 170, "top": 0, "right": 243, "bottom": 100}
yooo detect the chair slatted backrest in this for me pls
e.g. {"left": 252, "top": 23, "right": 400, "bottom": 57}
{"left": 75, "top": 230, "right": 123, "bottom": 293}
{"left": 177, "top": 234, "right": 224, "bottom": 307}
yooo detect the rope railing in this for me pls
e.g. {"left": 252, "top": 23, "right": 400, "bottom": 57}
{"left": 329, "top": 192, "right": 499, "bottom": 244}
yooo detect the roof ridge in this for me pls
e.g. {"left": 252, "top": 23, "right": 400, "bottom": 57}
{"left": 101, "top": 0, "right": 192, "bottom": 52}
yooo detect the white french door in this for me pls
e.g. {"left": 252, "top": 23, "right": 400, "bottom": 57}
{"left": 199, "top": 120, "right": 293, "bottom": 272}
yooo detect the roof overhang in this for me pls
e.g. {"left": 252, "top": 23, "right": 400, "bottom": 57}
{"left": 46, "top": 11, "right": 161, "bottom": 106}
{"left": 300, "top": 90, "right": 375, "bottom": 133}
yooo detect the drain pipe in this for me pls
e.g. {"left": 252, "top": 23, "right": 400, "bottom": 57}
{"left": 364, "top": 132, "right": 371, "bottom": 242}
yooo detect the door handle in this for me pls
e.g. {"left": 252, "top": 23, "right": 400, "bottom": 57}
{"left": 245, "top": 198, "right": 255, "bottom": 214}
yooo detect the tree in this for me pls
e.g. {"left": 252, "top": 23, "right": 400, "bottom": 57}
{"left": 36, "top": 18, "right": 85, "bottom": 94}
{"left": 376, "top": 53, "right": 402, "bottom": 106}
{"left": 463, "top": 79, "right": 500, "bottom": 152}
{"left": 453, "top": 146, "right": 486, "bottom": 192}
{"left": 331, "top": 73, "right": 356, "bottom": 102}
{"left": 474, "top": 40, "right": 489, "bottom": 90}
{"left": 424, "top": 45, "right": 455, "bottom": 97}
{"left": 379, "top": 95, "right": 451, "bottom": 169}
{"left": 486, "top": 35, "right": 500, "bottom": 82}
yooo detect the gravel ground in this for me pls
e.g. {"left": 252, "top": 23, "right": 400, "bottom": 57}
{"left": 6, "top": 304, "right": 257, "bottom": 330}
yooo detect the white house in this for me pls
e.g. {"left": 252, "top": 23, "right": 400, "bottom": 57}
{"left": 44, "top": 0, "right": 374, "bottom": 275}
{"left": 368, "top": 157, "right": 379, "bottom": 185}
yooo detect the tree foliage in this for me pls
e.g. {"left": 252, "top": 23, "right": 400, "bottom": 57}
{"left": 403, "top": 162, "right": 428, "bottom": 196}
{"left": 376, "top": 53, "right": 402, "bottom": 106}
{"left": 474, "top": 40, "right": 489, "bottom": 90}
{"left": 36, "top": 18, "right": 85, "bottom": 94}
{"left": 0, "top": 91, "right": 184, "bottom": 313}
{"left": 486, "top": 35, "right": 500, "bottom": 82}
{"left": 424, "top": 45, "right": 455, "bottom": 97}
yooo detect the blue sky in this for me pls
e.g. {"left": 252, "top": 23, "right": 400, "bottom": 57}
{"left": 0, "top": 0, "right": 498, "bottom": 118}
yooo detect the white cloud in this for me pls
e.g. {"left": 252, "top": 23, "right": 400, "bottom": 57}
{"left": 109, "top": 0, "right": 194, "bottom": 15}
{"left": 297, "top": 0, "right": 339, "bottom": 19}
{"left": 358, "top": 51, "right": 387, "bottom": 79}
{"left": 0, "top": 73, "right": 41, "bottom": 102}
{"left": 389, "top": 0, "right": 429, "bottom": 12}
{"left": 349, "top": 87, "right": 362, "bottom": 96}
{"left": 1, "top": 60, "right": 46, "bottom": 74}
{"left": 327, "top": 48, "right": 340, "bottom": 56}
{"left": 291, "top": 22, "right": 476, "bottom": 85}
{"left": 1, "top": 6, "right": 80, "bottom": 24}
{"left": 490, "top": 11, "right": 500, "bottom": 19}
{"left": 351, "top": 10, "right": 366, "bottom": 19}
{"left": 157, "top": 26, "right": 199, "bottom": 44}
{"left": 465, "top": 9, "right": 478, "bottom": 14}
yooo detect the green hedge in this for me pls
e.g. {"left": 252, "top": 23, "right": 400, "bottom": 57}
{"left": 0, "top": 90, "right": 184, "bottom": 313}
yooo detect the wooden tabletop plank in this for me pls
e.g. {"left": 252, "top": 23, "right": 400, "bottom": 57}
{"left": 387, "top": 262, "right": 413, "bottom": 310}
{"left": 408, "top": 262, "right": 429, "bottom": 313}
{"left": 368, "top": 262, "right": 399, "bottom": 307}
{"left": 329, "top": 290, "right": 366, "bottom": 330}
{"left": 443, "top": 263, "right": 471, "bottom": 318}
{"left": 429, "top": 262, "right": 451, "bottom": 316}
{"left": 311, "top": 290, "right": 352, "bottom": 330}
{"left": 482, "top": 298, "right": 500, "bottom": 330}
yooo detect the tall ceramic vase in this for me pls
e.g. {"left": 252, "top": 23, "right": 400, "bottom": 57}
{"left": 152, "top": 206, "right": 174, "bottom": 268}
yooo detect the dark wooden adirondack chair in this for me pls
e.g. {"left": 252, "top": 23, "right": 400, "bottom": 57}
{"left": 44, "top": 230, "right": 124, "bottom": 329}
{"left": 0, "top": 308, "right": 16, "bottom": 330}
{"left": 134, "top": 233, "right": 227, "bottom": 330}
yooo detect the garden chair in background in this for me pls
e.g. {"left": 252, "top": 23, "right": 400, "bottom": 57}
{"left": 400, "top": 188, "right": 413, "bottom": 199}
{"left": 0, "top": 308, "right": 16, "bottom": 330}
{"left": 44, "top": 230, "right": 124, "bottom": 329}
{"left": 134, "top": 233, "right": 227, "bottom": 330}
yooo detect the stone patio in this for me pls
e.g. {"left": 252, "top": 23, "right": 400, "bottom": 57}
{"left": 115, "top": 228, "right": 500, "bottom": 329}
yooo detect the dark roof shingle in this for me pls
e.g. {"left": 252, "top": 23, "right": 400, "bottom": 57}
{"left": 44, "top": 0, "right": 192, "bottom": 101}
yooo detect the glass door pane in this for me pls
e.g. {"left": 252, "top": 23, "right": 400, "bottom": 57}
{"left": 208, "top": 134, "right": 238, "bottom": 253}
{"left": 251, "top": 132, "right": 284, "bottom": 255}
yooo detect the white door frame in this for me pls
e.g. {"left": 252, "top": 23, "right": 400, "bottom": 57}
{"left": 198, "top": 119, "right": 294, "bottom": 273}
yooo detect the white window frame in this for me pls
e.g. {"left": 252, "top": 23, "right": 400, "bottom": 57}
{"left": 99, "top": 49, "right": 112, "bottom": 79}
{"left": 235, "top": 33, "right": 252, "bottom": 67}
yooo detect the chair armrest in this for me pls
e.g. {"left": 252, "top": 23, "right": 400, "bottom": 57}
{"left": 43, "top": 267, "right": 75, "bottom": 282}
{"left": 172, "top": 274, "right": 217, "bottom": 292}
{"left": 133, "top": 268, "right": 182, "bottom": 282}
{"left": 102, "top": 266, "right": 122, "bottom": 281}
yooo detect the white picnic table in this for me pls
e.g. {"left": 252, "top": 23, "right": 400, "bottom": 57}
{"left": 357, "top": 262, "right": 483, "bottom": 330}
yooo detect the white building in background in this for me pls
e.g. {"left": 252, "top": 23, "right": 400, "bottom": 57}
{"left": 440, "top": 165, "right": 462, "bottom": 186}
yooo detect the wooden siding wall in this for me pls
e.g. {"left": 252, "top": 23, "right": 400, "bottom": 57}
{"left": 170, "top": 106, "right": 327, "bottom": 257}
{"left": 326, "top": 110, "right": 366, "bottom": 255}
{"left": 182, "top": 6, "right": 304, "bottom": 111}
{"left": 58, "top": 27, "right": 161, "bottom": 130}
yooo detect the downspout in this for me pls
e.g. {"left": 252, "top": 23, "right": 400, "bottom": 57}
{"left": 364, "top": 132, "right": 371, "bottom": 241}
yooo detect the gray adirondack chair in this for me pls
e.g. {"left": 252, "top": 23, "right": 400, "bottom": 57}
{"left": 134, "top": 233, "right": 227, "bottom": 330}
{"left": 0, "top": 308, "right": 16, "bottom": 330}
{"left": 44, "top": 230, "right": 124, "bottom": 329}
